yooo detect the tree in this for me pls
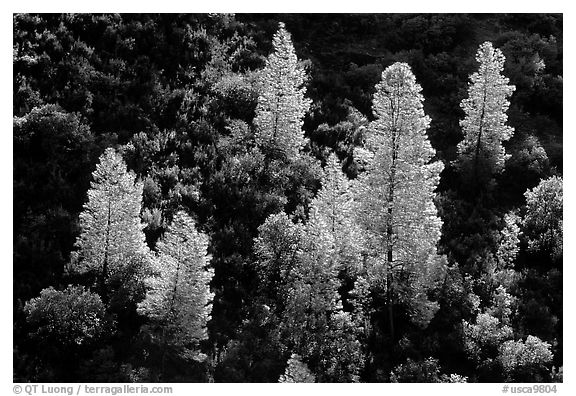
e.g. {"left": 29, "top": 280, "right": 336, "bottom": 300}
{"left": 278, "top": 354, "right": 315, "bottom": 383}
{"left": 463, "top": 311, "right": 513, "bottom": 365}
{"left": 354, "top": 62, "right": 445, "bottom": 338}
{"left": 254, "top": 212, "right": 304, "bottom": 306}
{"left": 13, "top": 104, "right": 96, "bottom": 298}
{"left": 137, "top": 211, "right": 214, "bottom": 370}
{"left": 489, "top": 212, "right": 522, "bottom": 290}
{"left": 254, "top": 22, "right": 311, "bottom": 160}
{"left": 389, "top": 357, "right": 442, "bottom": 383}
{"left": 202, "top": 22, "right": 322, "bottom": 365}
{"left": 498, "top": 335, "right": 553, "bottom": 381}
{"left": 390, "top": 357, "right": 468, "bottom": 383}
{"left": 455, "top": 42, "right": 516, "bottom": 187}
{"left": 523, "top": 176, "right": 562, "bottom": 263}
{"left": 496, "top": 213, "right": 521, "bottom": 271}
{"left": 24, "top": 285, "right": 107, "bottom": 347}
{"left": 23, "top": 285, "right": 110, "bottom": 381}
{"left": 309, "top": 153, "right": 363, "bottom": 274}
{"left": 70, "top": 148, "right": 150, "bottom": 303}
{"left": 123, "top": 129, "right": 203, "bottom": 247}
{"left": 283, "top": 217, "right": 363, "bottom": 382}
{"left": 255, "top": 211, "right": 364, "bottom": 382}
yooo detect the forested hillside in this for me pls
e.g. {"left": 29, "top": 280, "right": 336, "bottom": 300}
{"left": 13, "top": 13, "right": 562, "bottom": 382}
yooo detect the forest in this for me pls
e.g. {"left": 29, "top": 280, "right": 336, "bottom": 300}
{"left": 13, "top": 13, "right": 563, "bottom": 383}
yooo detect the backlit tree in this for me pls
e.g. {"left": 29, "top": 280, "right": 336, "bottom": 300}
{"left": 138, "top": 211, "right": 214, "bottom": 365}
{"left": 523, "top": 176, "right": 563, "bottom": 263}
{"left": 354, "top": 62, "right": 445, "bottom": 337}
{"left": 70, "top": 148, "right": 150, "bottom": 302}
{"left": 278, "top": 354, "right": 315, "bottom": 383}
{"left": 456, "top": 42, "right": 516, "bottom": 185}
{"left": 309, "top": 153, "right": 363, "bottom": 273}
{"left": 254, "top": 22, "right": 311, "bottom": 160}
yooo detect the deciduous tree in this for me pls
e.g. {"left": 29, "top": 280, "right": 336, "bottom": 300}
{"left": 279, "top": 354, "right": 315, "bottom": 383}
{"left": 523, "top": 176, "right": 562, "bottom": 263}
{"left": 498, "top": 335, "right": 553, "bottom": 381}
{"left": 25, "top": 285, "right": 107, "bottom": 346}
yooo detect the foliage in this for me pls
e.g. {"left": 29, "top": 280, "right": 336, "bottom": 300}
{"left": 278, "top": 354, "right": 315, "bottom": 383}
{"left": 496, "top": 213, "right": 521, "bottom": 271}
{"left": 390, "top": 357, "right": 440, "bottom": 383}
{"left": 284, "top": 217, "right": 363, "bottom": 382}
{"left": 309, "top": 153, "right": 364, "bottom": 274}
{"left": 498, "top": 336, "right": 553, "bottom": 381}
{"left": 523, "top": 176, "right": 562, "bottom": 263}
{"left": 455, "top": 42, "right": 516, "bottom": 189}
{"left": 254, "top": 212, "right": 304, "bottom": 303}
{"left": 138, "top": 211, "right": 214, "bottom": 350}
{"left": 354, "top": 62, "right": 446, "bottom": 330}
{"left": 69, "top": 148, "right": 150, "bottom": 303}
{"left": 389, "top": 356, "right": 469, "bottom": 383}
{"left": 254, "top": 22, "right": 311, "bottom": 160}
{"left": 24, "top": 285, "right": 107, "bottom": 346}
{"left": 14, "top": 104, "right": 96, "bottom": 299}
{"left": 13, "top": 14, "right": 562, "bottom": 383}
{"left": 463, "top": 312, "right": 514, "bottom": 363}
{"left": 254, "top": 211, "right": 364, "bottom": 382}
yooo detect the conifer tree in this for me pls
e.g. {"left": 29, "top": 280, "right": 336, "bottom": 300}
{"left": 456, "top": 42, "right": 516, "bottom": 185}
{"left": 137, "top": 211, "right": 214, "bottom": 361}
{"left": 354, "top": 62, "right": 445, "bottom": 337}
{"left": 255, "top": 212, "right": 364, "bottom": 382}
{"left": 280, "top": 216, "right": 340, "bottom": 352}
{"left": 309, "top": 153, "right": 363, "bottom": 273}
{"left": 70, "top": 148, "right": 149, "bottom": 302}
{"left": 254, "top": 22, "right": 311, "bottom": 160}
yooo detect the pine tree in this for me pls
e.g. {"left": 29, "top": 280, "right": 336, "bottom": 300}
{"left": 286, "top": 217, "right": 364, "bottom": 382}
{"left": 137, "top": 211, "right": 214, "bottom": 362}
{"left": 309, "top": 153, "right": 363, "bottom": 273}
{"left": 70, "top": 148, "right": 149, "bottom": 302}
{"left": 354, "top": 62, "right": 445, "bottom": 337}
{"left": 280, "top": 216, "right": 339, "bottom": 355}
{"left": 254, "top": 22, "right": 311, "bottom": 160}
{"left": 255, "top": 212, "right": 364, "bottom": 382}
{"left": 456, "top": 42, "right": 516, "bottom": 186}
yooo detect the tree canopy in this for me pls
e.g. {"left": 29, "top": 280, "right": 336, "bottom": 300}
{"left": 14, "top": 14, "right": 562, "bottom": 383}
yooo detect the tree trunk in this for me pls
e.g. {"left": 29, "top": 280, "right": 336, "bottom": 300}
{"left": 387, "top": 265, "right": 394, "bottom": 342}
{"left": 101, "top": 199, "right": 112, "bottom": 304}
{"left": 386, "top": 126, "right": 398, "bottom": 342}
{"left": 473, "top": 71, "right": 489, "bottom": 191}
